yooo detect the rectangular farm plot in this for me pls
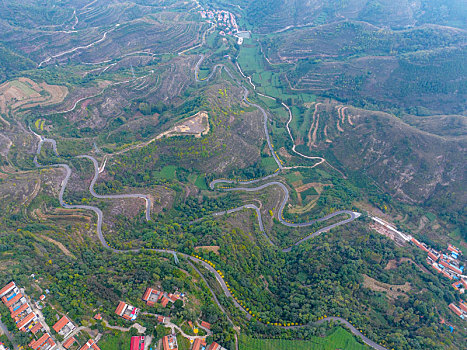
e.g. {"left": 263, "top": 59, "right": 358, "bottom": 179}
{"left": 239, "top": 327, "right": 368, "bottom": 349}
{"left": 9, "top": 80, "right": 38, "bottom": 96}
{"left": 289, "top": 181, "right": 333, "bottom": 210}
{"left": 152, "top": 166, "right": 177, "bottom": 180}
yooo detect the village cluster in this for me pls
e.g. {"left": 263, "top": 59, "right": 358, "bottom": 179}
{"left": 411, "top": 239, "right": 467, "bottom": 320}
{"left": 0, "top": 282, "right": 226, "bottom": 350}
{"left": 0, "top": 281, "right": 81, "bottom": 350}
{"left": 371, "top": 217, "right": 467, "bottom": 323}
{"left": 198, "top": 9, "right": 249, "bottom": 44}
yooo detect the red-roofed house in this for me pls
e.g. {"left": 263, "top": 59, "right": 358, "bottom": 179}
{"left": 142, "top": 288, "right": 152, "bottom": 302}
{"left": 29, "top": 333, "right": 50, "bottom": 350}
{"left": 442, "top": 270, "right": 454, "bottom": 280}
{"left": 53, "top": 315, "right": 75, "bottom": 337}
{"left": 0, "top": 282, "right": 16, "bottom": 298}
{"left": 449, "top": 303, "right": 464, "bottom": 318}
{"left": 448, "top": 244, "right": 460, "bottom": 255}
{"left": 427, "top": 251, "right": 439, "bottom": 261}
{"left": 411, "top": 238, "right": 429, "bottom": 253}
{"left": 207, "top": 342, "right": 220, "bottom": 350}
{"left": 4, "top": 293, "right": 23, "bottom": 308}
{"left": 462, "top": 279, "right": 467, "bottom": 289}
{"left": 46, "top": 337, "right": 57, "bottom": 350}
{"left": 157, "top": 315, "right": 165, "bottom": 323}
{"left": 168, "top": 293, "right": 180, "bottom": 303}
{"left": 192, "top": 339, "right": 207, "bottom": 350}
{"left": 440, "top": 260, "right": 462, "bottom": 275}
{"left": 130, "top": 336, "right": 145, "bottom": 350}
{"left": 115, "top": 301, "right": 139, "bottom": 321}
{"left": 142, "top": 288, "right": 162, "bottom": 306}
{"left": 115, "top": 301, "right": 126, "bottom": 316}
{"left": 459, "top": 301, "right": 467, "bottom": 313}
{"left": 63, "top": 337, "right": 77, "bottom": 349}
{"left": 79, "top": 339, "right": 101, "bottom": 350}
{"left": 94, "top": 314, "right": 102, "bottom": 320}
{"left": 431, "top": 263, "right": 443, "bottom": 273}
{"left": 200, "top": 321, "right": 211, "bottom": 330}
{"left": 160, "top": 297, "right": 170, "bottom": 308}
{"left": 452, "top": 281, "right": 463, "bottom": 291}
{"left": 16, "top": 312, "right": 36, "bottom": 331}
{"left": 30, "top": 322, "right": 44, "bottom": 335}
{"left": 10, "top": 303, "right": 29, "bottom": 319}
{"left": 162, "top": 334, "right": 178, "bottom": 350}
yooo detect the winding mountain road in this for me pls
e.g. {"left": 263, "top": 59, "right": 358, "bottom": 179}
{"left": 192, "top": 56, "right": 387, "bottom": 349}
{"left": 195, "top": 55, "right": 283, "bottom": 170}
{"left": 78, "top": 155, "right": 151, "bottom": 221}
{"left": 38, "top": 27, "right": 115, "bottom": 67}
{"left": 196, "top": 55, "right": 361, "bottom": 249}
{"left": 26, "top": 54, "right": 387, "bottom": 350}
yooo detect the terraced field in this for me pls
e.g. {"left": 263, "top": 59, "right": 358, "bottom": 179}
{"left": 0, "top": 1, "right": 205, "bottom": 67}
{"left": 262, "top": 22, "right": 467, "bottom": 114}
{"left": 0, "top": 77, "right": 68, "bottom": 119}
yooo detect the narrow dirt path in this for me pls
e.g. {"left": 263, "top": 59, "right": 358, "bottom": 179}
{"left": 307, "top": 103, "right": 320, "bottom": 149}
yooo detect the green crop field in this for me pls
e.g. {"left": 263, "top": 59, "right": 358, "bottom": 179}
{"left": 284, "top": 171, "right": 304, "bottom": 183}
{"left": 197, "top": 68, "right": 211, "bottom": 80}
{"left": 153, "top": 165, "right": 177, "bottom": 180}
{"left": 10, "top": 80, "right": 37, "bottom": 96}
{"left": 177, "top": 335, "right": 192, "bottom": 350}
{"left": 239, "top": 327, "right": 369, "bottom": 350}
{"left": 195, "top": 174, "right": 208, "bottom": 190}
{"left": 98, "top": 331, "right": 132, "bottom": 350}
{"left": 260, "top": 156, "right": 280, "bottom": 173}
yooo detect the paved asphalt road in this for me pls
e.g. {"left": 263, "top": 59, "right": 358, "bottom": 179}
{"left": 25, "top": 56, "right": 388, "bottom": 350}
{"left": 78, "top": 155, "right": 151, "bottom": 221}
{"left": 0, "top": 317, "right": 19, "bottom": 349}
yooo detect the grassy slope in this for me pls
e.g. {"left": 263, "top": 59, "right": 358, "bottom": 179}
{"left": 239, "top": 327, "right": 369, "bottom": 350}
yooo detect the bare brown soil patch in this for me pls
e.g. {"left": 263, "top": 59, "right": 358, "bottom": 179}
{"left": 384, "top": 258, "right": 431, "bottom": 274}
{"left": 22, "top": 179, "right": 41, "bottom": 206}
{"left": 291, "top": 180, "right": 303, "bottom": 188}
{"left": 32, "top": 208, "right": 92, "bottom": 223}
{"left": 363, "top": 274, "right": 411, "bottom": 300}
{"left": 307, "top": 103, "right": 321, "bottom": 149}
{"left": 38, "top": 235, "right": 76, "bottom": 259}
{"left": 0, "top": 260, "right": 15, "bottom": 271}
{"left": 385, "top": 258, "right": 414, "bottom": 270}
{"left": 279, "top": 147, "right": 292, "bottom": 160}
{"left": 157, "top": 111, "right": 209, "bottom": 139}
{"left": 194, "top": 245, "right": 220, "bottom": 255}
{"left": 369, "top": 222, "right": 407, "bottom": 247}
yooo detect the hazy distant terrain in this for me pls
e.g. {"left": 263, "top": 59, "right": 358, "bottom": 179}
{"left": 214, "top": 0, "right": 467, "bottom": 32}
